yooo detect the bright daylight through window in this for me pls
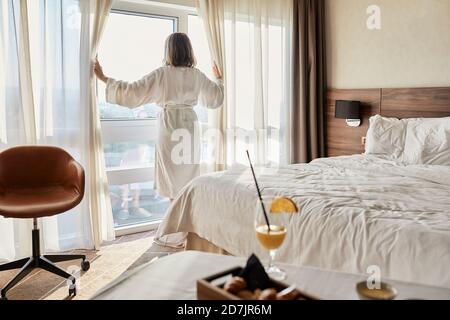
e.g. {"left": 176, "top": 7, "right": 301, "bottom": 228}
{"left": 97, "top": 9, "right": 211, "bottom": 231}
{"left": 98, "top": 11, "right": 174, "bottom": 230}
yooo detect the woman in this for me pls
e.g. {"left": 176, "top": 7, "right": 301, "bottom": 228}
{"left": 95, "top": 32, "right": 224, "bottom": 200}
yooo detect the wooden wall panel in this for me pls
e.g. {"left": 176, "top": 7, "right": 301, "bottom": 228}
{"left": 381, "top": 87, "right": 450, "bottom": 118}
{"left": 326, "top": 89, "right": 381, "bottom": 157}
{"left": 325, "top": 87, "right": 450, "bottom": 157}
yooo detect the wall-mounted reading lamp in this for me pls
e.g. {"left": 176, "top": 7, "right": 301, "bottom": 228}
{"left": 335, "top": 100, "right": 361, "bottom": 127}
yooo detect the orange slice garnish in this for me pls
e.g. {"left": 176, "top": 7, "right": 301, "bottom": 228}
{"left": 270, "top": 197, "right": 299, "bottom": 214}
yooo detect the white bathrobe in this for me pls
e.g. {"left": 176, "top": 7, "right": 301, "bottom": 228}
{"left": 106, "top": 66, "right": 224, "bottom": 199}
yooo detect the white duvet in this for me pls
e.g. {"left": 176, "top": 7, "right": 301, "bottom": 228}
{"left": 156, "top": 155, "right": 450, "bottom": 288}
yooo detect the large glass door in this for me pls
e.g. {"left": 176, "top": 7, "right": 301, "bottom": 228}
{"left": 98, "top": 9, "right": 177, "bottom": 232}
{"left": 98, "top": 1, "right": 213, "bottom": 235}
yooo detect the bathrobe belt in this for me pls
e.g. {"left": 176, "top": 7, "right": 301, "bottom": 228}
{"left": 162, "top": 104, "right": 193, "bottom": 110}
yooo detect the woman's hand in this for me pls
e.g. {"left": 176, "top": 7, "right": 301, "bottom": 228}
{"left": 212, "top": 62, "right": 222, "bottom": 80}
{"left": 94, "top": 58, "right": 108, "bottom": 83}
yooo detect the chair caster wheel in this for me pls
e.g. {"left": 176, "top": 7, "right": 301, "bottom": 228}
{"left": 81, "top": 260, "right": 90, "bottom": 272}
{"left": 69, "top": 284, "right": 77, "bottom": 297}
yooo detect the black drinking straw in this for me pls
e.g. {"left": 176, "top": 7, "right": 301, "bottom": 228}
{"left": 246, "top": 150, "right": 271, "bottom": 232}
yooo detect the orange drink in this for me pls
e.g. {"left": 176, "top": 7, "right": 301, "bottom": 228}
{"left": 255, "top": 225, "right": 287, "bottom": 250}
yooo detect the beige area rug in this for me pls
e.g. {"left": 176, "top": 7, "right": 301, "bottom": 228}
{"left": 45, "top": 237, "right": 154, "bottom": 300}
{"left": 0, "top": 236, "right": 154, "bottom": 300}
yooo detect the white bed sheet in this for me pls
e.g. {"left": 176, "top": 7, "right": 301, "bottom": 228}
{"left": 156, "top": 155, "right": 450, "bottom": 288}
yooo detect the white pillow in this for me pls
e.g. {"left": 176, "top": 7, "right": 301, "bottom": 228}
{"left": 365, "top": 115, "right": 408, "bottom": 160}
{"left": 402, "top": 117, "right": 450, "bottom": 166}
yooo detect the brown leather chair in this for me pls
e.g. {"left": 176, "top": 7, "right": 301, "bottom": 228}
{"left": 0, "top": 146, "right": 90, "bottom": 300}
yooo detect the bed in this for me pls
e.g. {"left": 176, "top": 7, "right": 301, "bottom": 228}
{"left": 156, "top": 154, "right": 450, "bottom": 288}
{"left": 156, "top": 87, "right": 450, "bottom": 288}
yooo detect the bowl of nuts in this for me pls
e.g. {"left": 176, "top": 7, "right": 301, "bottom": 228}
{"left": 196, "top": 255, "right": 317, "bottom": 300}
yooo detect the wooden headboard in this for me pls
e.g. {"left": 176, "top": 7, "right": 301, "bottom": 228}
{"left": 326, "top": 87, "right": 450, "bottom": 157}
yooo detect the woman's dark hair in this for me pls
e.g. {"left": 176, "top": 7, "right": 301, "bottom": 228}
{"left": 164, "top": 32, "right": 197, "bottom": 68}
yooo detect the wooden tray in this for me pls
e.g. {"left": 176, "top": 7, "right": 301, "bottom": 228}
{"left": 197, "top": 266, "right": 318, "bottom": 300}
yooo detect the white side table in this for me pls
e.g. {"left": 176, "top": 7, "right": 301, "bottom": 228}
{"left": 93, "top": 251, "right": 450, "bottom": 300}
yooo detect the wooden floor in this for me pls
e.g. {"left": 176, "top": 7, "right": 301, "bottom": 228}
{"left": 103, "top": 231, "right": 154, "bottom": 246}
{"left": 0, "top": 231, "right": 158, "bottom": 300}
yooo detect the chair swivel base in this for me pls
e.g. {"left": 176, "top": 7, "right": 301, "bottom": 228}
{"left": 0, "top": 228, "right": 90, "bottom": 300}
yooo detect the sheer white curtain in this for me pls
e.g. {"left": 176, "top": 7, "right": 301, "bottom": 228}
{"left": 196, "top": 0, "right": 227, "bottom": 172}
{"left": 79, "top": 0, "right": 114, "bottom": 249}
{"left": 0, "top": 0, "right": 113, "bottom": 262}
{"left": 198, "top": 0, "right": 293, "bottom": 167}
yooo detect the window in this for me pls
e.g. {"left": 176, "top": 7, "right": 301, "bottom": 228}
{"left": 98, "top": 2, "right": 211, "bottom": 234}
{"left": 98, "top": 9, "right": 177, "bottom": 231}
{"left": 189, "top": 13, "right": 212, "bottom": 122}
{"left": 98, "top": 11, "right": 176, "bottom": 120}
{"left": 188, "top": 15, "right": 213, "bottom": 83}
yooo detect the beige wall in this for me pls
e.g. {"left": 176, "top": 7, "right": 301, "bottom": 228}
{"left": 326, "top": 0, "right": 450, "bottom": 88}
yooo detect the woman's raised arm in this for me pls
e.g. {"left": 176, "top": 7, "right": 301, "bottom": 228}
{"left": 105, "top": 68, "right": 163, "bottom": 109}
{"left": 199, "top": 64, "right": 224, "bottom": 109}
